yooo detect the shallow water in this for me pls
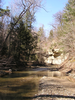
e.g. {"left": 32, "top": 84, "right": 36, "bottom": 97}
{"left": 0, "top": 67, "right": 49, "bottom": 100}
{"left": 0, "top": 65, "right": 59, "bottom": 100}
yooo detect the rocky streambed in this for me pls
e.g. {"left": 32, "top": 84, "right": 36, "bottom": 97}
{"left": 33, "top": 71, "right": 75, "bottom": 100}
{"left": 0, "top": 64, "right": 75, "bottom": 100}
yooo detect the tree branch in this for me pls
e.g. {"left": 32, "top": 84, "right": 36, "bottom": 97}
{"left": 3, "top": 3, "right": 33, "bottom": 45}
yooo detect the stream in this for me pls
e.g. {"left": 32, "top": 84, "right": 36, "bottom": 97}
{"left": 0, "top": 65, "right": 58, "bottom": 100}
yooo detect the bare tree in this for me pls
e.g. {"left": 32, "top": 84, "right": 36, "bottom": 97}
{"left": 50, "top": 11, "right": 63, "bottom": 30}
{"left": 53, "top": 11, "right": 63, "bottom": 26}
{"left": 1, "top": 0, "right": 44, "bottom": 49}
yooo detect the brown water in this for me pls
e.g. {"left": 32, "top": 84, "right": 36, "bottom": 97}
{"left": 0, "top": 68, "right": 49, "bottom": 100}
{"left": 0, "top": 65, "right": 59, "bottom": 100}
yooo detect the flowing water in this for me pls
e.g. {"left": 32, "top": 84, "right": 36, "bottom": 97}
{"left": 0, "top": 66, "right": 52, "bottom": 100}
{"left": 0, "top": 65, "right": 59, "bottom": 100}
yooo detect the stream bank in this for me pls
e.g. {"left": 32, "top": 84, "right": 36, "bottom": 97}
{"left": 33, "top": 69, "right": 75, "bottom": 100}
{"left": 33, "top": 76, "right": 75, "bottom": 100}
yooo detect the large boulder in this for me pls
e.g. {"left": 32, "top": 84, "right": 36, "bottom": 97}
{"left": 44, "top": 49, "right": 69, "bottom": 65}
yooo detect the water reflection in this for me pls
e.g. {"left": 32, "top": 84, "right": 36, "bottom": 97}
{"left": 0, "top": 70, "right": 48, "bottom": 100}
{"left": 0, "top": 66, "right": 58, "bottom": 100}
{"left": 0, "top": 80, "right": 38, "bottom": 100}
{"left": 4, "top": 72, "right": 30, "bottom": 78}
{"left": 3, "top": 70, "right": 48, "bottom": 78}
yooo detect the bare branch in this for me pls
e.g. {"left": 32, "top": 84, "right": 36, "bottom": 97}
{"left": 3, "top": 2, "right": 33, "bottom": 44}
{"left": 1, "top": 0, "right": 44, "bottom": 48}
{"left": 22, "top": 0, "right": 26, "bottom": 8}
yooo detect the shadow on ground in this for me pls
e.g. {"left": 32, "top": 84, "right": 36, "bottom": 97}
{"left": 33, "top": 94, "right": 75, "bottom": 99}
